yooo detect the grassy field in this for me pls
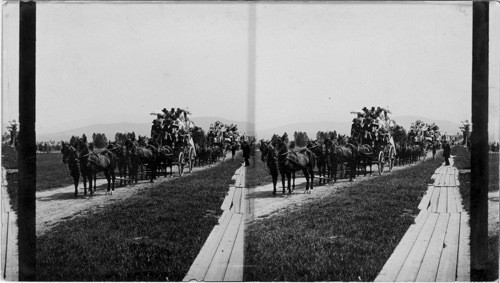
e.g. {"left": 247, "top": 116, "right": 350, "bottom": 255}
{"left": 245, "top": 150, "right": 273, "bottom": 189}
{"left": 36, "top": 155, "right": 242, "bottom": 281}
{"left": 37, "top": 152, "right": 75, "bottom": 191}
{"left": 1, "top": 147, "right": 75, "bottom": 211}
{"left": 244, "top": 151, "right": 443, "bottom": 281}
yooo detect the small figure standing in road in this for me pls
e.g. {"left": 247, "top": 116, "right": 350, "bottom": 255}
{"left": 242, "top": 141, "right": 251, "bottom": 167}
{"left": 443, "top": 140, "right": 451, "bottom": 166}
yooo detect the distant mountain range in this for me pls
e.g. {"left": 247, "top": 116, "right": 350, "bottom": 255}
{"left": 37, "top": 115, "right": 467, "bottom": 143}
{"left": 36, "top": 116, "right": 255, "bottom": 142}
{"left": 255, "top": 115, "right": 463, "bottom": 140}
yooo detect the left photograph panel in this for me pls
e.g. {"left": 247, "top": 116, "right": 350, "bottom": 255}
{"left": 2, "top": 2, "right": 255, "bottom": 281}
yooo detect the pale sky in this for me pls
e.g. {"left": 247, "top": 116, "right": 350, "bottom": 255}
{"left": 1, "top": 1, "right": 499, "bottom": 140}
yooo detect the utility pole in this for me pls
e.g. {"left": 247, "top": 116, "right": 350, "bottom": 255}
{"left": 18, "top": 1, "right": 36, "bottom": 280}
{"left": 471, "top": 1, "right": 489, "bottom": 280}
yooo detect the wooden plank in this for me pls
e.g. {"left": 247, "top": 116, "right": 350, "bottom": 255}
{"left": 439, "top": 172, "right": 445, "bottom": 187}
{"left": 451, "top": 173, "right": 457, "bottom": 187}
{"left": 454, "top": 187, "right": 464, "bottom": 212}
{"left": 429, "top": 187, "right": 440, "bottom": 213}
{"left": 395, "top": 213, "right": 439, "bottom": 282}
{"left": 232, "top": 188, "right": 242, "bottom": 214}
{"left": 447, "top": 187, "right": 458, "bottom": 213}
{"left": 375, "top": 212, "right": 431, "bottom": 282}
{"left": 436, "top": 213, "right": 460, "bottom": 281}
{"left": 223, "top": 219, "right": 245, "bottom": 281}
{"left": 220, "top": 187, "right": 236, "bottom": 211}
{"left": 240, "top": 187, "right": 246, "bottom": 215}
{"left": 219, "top": 210, "right": 229, "bottom": 225}
{"left": 415, "top": 213, "right": 450, "bottom": 282}
{"left": 204, "top": 213, "right": 243, "bottom": 281}
{"left": 183, "top": 214, "right": 234, "bottom": 281}
{"left": 414, "top": 209, "right": 428, "bottom": 224}
{"left": 226, "top": 187, "right": 236, "bottom": 210}
{"left": 457, "top": 212, "right": 471, "bottom": 281}
{"left": 437, "top": 187, "right": 447, "bottom": 213}
{"left": 418, "top": 186, "right": 434, "bottom": 210}
{"left": 240, "top": 167, "right": 246, "bottom": 187}
{"left": 435, "top": 173, "right": 443, "bottom": 187}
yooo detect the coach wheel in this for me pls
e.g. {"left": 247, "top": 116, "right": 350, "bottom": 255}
{"left": 378, "top": 151, "right": 384, "bottom": 175}
{"left": 178, "top": 152, "right": 184, "bottom": 177}
{"left": 389, "top": 147, "right": 394, "bottom": 172}
{"left": 189, "top": 147, "right": 195, "bottom": 173}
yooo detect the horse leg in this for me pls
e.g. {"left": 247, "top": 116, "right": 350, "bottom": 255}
{"left": 104, "top": 171, "right": 111, "bottom": 195}
{"left": 281, "top": 173, "right": 286, "bottom": 194}
{"left": 333, "top": 162, "right": 338, "bottom": 182}
{"left": 292, "top": 172, "right": 296, "bottom": 191}
{"left": 320, "top": 164, "right": 325, "bottom": 185}
{"left": 287, "top": 173, "right": 292, "bottom": 194}
{"left": 150, "top": 162, "right": 156, "bottom": 183}
{"left": 349, "top": 161, "right": 355, "bottom": 181}
{"left": 310, "top": 167, "right": 314, "bottom": 192}
{"left": 73, "top": 174, "right": 79, "bottom": 196}
{"left": 82, "top": 173, "right": 88, "bottom": 196}
{"left": 111, "top": 169, "right": 116, "bottom": 193}
{"left": 272, "top": 173, "right": 278, "bottom": 195}
{"left": 91, "top": 173, "right": 96, "bottom": 196}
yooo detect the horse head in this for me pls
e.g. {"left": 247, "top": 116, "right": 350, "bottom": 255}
{"left": 260, "top": 140, "right": 268, "bottom": 162}
{"left": 61, "top": 141, "right": 71, "bottom": 164}
{"left": 274, "top": 137, "right": 288, "bottom": 155}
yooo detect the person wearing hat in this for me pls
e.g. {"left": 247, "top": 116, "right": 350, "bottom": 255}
{"left": 351, "top": 118, "right": 362, "bottom": 143}
{"left": 151, "top": 119, "right": 163, "bottom": 146}
{"left": 362, "top": 117, "right": 373, "bottom": 146}
{"left": 442, "top": 140, "right": 451, "bottom": 166}
{"left": 242, "top": 141, "right": 251, "bottom": 167}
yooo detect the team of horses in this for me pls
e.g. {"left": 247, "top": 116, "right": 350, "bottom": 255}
{"left": 260, "top": 134, "right": 436, "bottom": 195}
{"left": 61, "top": 135, "right": 235, "bottom": 197}
{"left": 195, "top": 143, "right": 238, "bottom": 166}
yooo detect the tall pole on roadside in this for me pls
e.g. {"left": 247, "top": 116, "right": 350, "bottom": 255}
{"left": 471, "top": 1, "right": 489, "bottom": 279}
{"left": 18, "top": 1, "right": 36, "bottom": 280}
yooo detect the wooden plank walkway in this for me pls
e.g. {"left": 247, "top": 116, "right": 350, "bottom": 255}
{"left": 375, "top": 157, "right": 470, "bottom": 282}
{"left": 183, "top": 163, "right": 247, "bottom": 282}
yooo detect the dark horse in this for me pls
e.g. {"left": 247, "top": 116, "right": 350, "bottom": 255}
{"left": 108, "top": 141, "right": 129, "bottom": 186}
{"left": 329, "top": 138, "right": 358, "bottom": 182}
{"left": 309, "top": 140, "right": 329, "bottom": 185}
{"left": 274, "top": 137, "right": 315, "bottom": 194}
{"left": 125, "top": 138, "right": 157, "bottom": 183}
{"left": 61, "top": 141, "right": 80, "bottom": 196}
{"left": 76, "top": 138, "right": 116, "bottom": 195}
{"left": 149, "top": 139, "right": 174, "bottom": 177}
{"left": 260, "top": 140, "right": 283, "bottom": 195}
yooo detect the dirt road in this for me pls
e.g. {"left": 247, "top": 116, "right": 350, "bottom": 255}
{"left": 249, "top": 151, "right": 437, "bottom": 221}
{"left": 36, "top": 158, "right": 231, "bottom": 236}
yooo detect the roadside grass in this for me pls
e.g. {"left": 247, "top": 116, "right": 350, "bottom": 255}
{"left": 452, "top": 146, "right": 498, "bottom": 281}
{"left": 246, "top": 150, "right": 273, "bottom": 188}
{"left": 244, "top": 154, "right": 442, "bottom": 281}
{"left": 36, "top": 155, "right": 243, "bottom": 281}
{"left": 1, "top": 145, "right": 18, "bottom": 169}
{"left": 37, "top": 152, "right": 75, "bottom": 191}
{"left": 452, "top": 146, "right": 471, "bottom": 212}
{"left": 487, "top": 152, "right": 499, "bottom": 281}
{"left": 490, "top": 153, "right": 499, "bottom": 192}
{"left": 451, "top": 145, "right": 470, "bottom": 170}
{"left": 1, "top": 145, "right": 18, "bottom": 212}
